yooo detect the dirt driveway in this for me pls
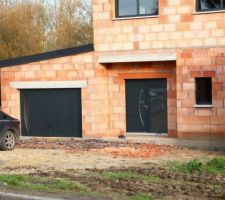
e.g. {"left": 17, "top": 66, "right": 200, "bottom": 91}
{"left": 0, "top": 138, "right": 224, "bottom": 174}
{"left": 0, "top": 139, "right": 225, "bottom": 200}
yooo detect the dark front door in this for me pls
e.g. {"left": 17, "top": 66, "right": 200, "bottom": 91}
{"left": 126, "top": 79, "right": 167, "bottom": 133}
{"left": 20, "top": 89, "right": 82, "bottom": 137}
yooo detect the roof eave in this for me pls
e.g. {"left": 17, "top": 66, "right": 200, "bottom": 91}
{"left": 0, "top": 44, "right": 94, "bottom": 68}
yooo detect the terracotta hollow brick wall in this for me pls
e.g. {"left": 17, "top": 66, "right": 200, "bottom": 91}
{"left": 93, "top": 0, "right": 225, "bottom": 52}
{"left": 1, "top": 55, "right": 177, "bottom": 138}
{"left": 0, "top": 52, "right": 115, "bottom": 138}
{"left": 176, "top": 48, "right": 225, "bottom": 141}
{"left": 106, "top": 61, "right": 177, "bottom": 137}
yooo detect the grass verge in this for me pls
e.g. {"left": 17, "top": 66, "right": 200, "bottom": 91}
{"left": 0, "top": 157, "right": 224, "bottom": 200}
{"left": 0, "top": 174, "right": 87, "bottom": 193}
{"left": 169, "top": 156, "right": 225, "bottom": 175}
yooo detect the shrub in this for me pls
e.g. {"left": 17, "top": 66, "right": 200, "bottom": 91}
{"left": 186, "top": 160, "right": 203, "bottom": 173}
{"left": 206, "top": 157, "right": 225, "bottom": 175}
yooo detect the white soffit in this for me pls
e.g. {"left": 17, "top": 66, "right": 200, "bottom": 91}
{"left": 99, "top": 53, "right": 176, "bottom": 63}
{"left": 10, "top": 81, "right": 87, "bottom": 89}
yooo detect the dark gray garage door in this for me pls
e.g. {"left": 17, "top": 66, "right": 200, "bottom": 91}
{"left": 126, "top": 79, "right": 168, "bottom": 133}
{"left": 20, "top": 89, "right": 82, "bottom": 137}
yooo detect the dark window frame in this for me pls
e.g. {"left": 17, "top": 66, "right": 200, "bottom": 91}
{"left": 115, "top": 0, "right": 158, "bottom": 18}
{"left": 196, "top": 0, "right": 225, "bottom": 12}
{"left": 195, "top": 77, "right": 212, "bottom": 105}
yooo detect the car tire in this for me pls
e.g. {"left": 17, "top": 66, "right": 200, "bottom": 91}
{"left": 0, "top": 131, "right": 16, "bottom": 150}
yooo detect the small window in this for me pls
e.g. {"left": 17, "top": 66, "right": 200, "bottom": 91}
{"left": 196, "top": 77, "right": 212, "bottom": 105}
{"left": 116, "top": 0, "right": 158, "bottom": 18}
{"left": 196, "top": 0, "right": 225, "bottom": 12}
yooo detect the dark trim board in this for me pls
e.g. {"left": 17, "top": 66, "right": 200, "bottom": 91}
{"left": 0, "top": 44, "right": 94, "bottom": 68}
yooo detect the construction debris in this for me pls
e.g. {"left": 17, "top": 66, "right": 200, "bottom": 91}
{"left": 17, "top": 139, "right": 173, "bottom": 158}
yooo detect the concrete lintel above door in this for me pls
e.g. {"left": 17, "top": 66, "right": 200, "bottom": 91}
{"left": 10, "top": 80, "right": 87, "bottom": 89}
{"left": 99, "top": 53, "right": 176, "bottom": 64}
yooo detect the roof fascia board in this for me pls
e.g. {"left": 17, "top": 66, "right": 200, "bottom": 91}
{"left": 0, "top": 44, "right": 94, "bottom": 68}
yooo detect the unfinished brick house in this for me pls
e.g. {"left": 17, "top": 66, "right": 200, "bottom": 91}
{"left": 0, "top": 0, "right": 225, "bottom": 144}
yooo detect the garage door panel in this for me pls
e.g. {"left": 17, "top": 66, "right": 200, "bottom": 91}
{"left": 20, "top": 89, "right": 82, "bottom": 137}
{"left": 21, "top": 90, "right": 50, "bottom": 136}
{"left": 51, "top": 90, "right": 82, "bottom": 137}
{"left": 30, "top": 90, "right": 50, "bottom": 136}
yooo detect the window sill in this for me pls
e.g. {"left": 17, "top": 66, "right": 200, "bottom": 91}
{"left": 193, "top": 10, "right": 225, "bottom": 15}
{"left": 112, "top": 15, "right": 158, "bottom": 21}
{"left": 194, "top": 105, "right": 213, "bottom": 108}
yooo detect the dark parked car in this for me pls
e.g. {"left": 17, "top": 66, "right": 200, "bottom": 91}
{"left": 0, "top": 111, "right": 20, "bottom": 150}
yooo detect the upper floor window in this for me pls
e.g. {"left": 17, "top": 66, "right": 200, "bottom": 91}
{"left": 116, "top": 0, "right": 158, "bottom": 18}
{"left": 197, "top": 0, "right": 225, "bottom": 12}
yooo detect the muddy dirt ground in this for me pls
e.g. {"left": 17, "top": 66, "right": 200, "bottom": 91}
{"left": 0, "top": 138, "right": 225, "bottom": 199}
{"left": 37, "top": 164, "right": 225, "bottom": 200}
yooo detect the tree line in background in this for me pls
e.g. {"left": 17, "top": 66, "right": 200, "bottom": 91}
{"left": 0, "top": 0, "right": 93, "bottom": 60}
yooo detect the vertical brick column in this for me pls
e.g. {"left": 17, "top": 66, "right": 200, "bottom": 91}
{"left": 176, "top": 48, "right": 225, "bottom": 141}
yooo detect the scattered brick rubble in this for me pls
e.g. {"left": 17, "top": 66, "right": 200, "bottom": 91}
{"left": 17, "top": 139, "right": 173, "bottom": 158}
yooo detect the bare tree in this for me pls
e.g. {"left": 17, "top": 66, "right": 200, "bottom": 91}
{"left": 0, "top": 0, "right": 93, "bottom": 60}
{"left": 47, "top": 0, "right": 93, "bottom": 50}
{"left": 0, "top": 1, "right": 46, "bottom": 59}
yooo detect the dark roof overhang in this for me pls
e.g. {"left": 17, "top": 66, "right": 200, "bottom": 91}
{"left": 0, "top": 44, "right": 94, "bottom": 68}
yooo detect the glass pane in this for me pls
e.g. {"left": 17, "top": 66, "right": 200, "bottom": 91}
{"left": 198, "top": 0, "right": 221, "bottom": 10}
{"left": 139, "top": 0, "right": 158, "bottom": 15}
{"left": 118, "top": 0, "right": 137, "bottom": 17}
{"left": 196, "top": 78, "right": 212, "bottom": 105}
